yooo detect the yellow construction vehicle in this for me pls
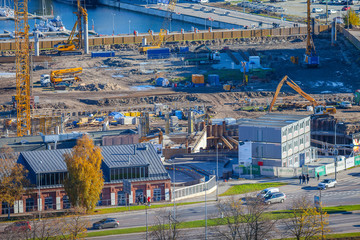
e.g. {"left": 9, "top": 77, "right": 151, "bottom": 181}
{"left": 54, "top": 0, "right": 87, "bottom": 55}
{"left": 50, "top": 67, "right": 83, "bottom": 86}
{"left": 139, "top": 30, "right": 163, "bottom": 54}
{"left": 268, "top": 76, "right": 336, "bottom": 115}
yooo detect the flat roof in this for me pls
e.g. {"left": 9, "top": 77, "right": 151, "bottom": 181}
{"left": 237, "top": 113, "right": 310, "bottom": 128}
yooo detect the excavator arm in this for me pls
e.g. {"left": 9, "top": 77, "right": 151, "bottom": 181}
{"left": 268, "top": 75, "right": 317, "bottom": 112}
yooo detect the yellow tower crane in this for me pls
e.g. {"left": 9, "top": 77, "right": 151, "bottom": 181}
{"left": 14, "top": 0, "right": 31, "bottom": 136}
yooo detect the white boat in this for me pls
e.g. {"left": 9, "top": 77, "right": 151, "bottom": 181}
{"left": 34, "top": 20, "right": 50, "bottom": 32}
{"left": 0, "top": 7, "right": 14, "bottom": 17}
{"left": 48, "top": 16, "right": 66, "bottom": 32}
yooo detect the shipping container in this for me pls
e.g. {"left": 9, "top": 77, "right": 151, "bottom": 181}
{"left": 208, "top": 74, "right": 220, "bottom": 85}
{"left": 175, "top": 110, "right": 182, "bottom": 120}
{"left": 192, "top": 74, "right": 204, "bottom": 84}
{"left": 179, "top": 46, "right": 189, "bottom": 53}
{"left": 147, "top": 48, "right": 170, "bottom": 59}
{"left": 91, "top": 51, "right": 115, "bottom": 58}
{"left": 119, "top": 117, "right": 135, "bottom": 125}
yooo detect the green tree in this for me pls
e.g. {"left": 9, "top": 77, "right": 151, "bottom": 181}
{"left": 343, "top": 9, "right": 360, "bottom": 27}
{"left": 63, "top": 135, "right": 104, "bottom": 212}
{"left": 0, "top": 145, "right": 29, "bottom": 219}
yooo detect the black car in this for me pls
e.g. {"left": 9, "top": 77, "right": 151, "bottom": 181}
{"left": 92, "top": 218, "right": 119, "bottom": 229}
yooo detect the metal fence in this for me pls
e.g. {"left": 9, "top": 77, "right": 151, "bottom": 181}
{"left": 173, "top": 175, "right": 216, "bottom": 200}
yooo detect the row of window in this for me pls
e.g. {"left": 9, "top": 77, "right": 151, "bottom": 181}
{"left": 110, "top": 166, "right": 149, "bottom": 181}
{"left": 282, "top": 120, "right": 310, "bottom": 137}
{"left": 37, "top": 172, "right": 67, "bottom": 186}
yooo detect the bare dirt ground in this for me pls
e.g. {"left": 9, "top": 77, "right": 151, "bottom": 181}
{"left": 0, "top": 32, "right": 360, "bottom": 131}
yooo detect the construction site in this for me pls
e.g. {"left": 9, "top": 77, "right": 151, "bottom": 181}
{"left": 1, "top": 0, "right": 360, "bottom": 162}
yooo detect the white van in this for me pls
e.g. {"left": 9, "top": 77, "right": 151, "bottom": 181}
{"left": 257, "top": 187, "right": 280, "bottom": 198}
{"left": 200, "top": 0, "right": 209, "bottom": 3}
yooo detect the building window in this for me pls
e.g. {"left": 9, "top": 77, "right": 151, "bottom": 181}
{"left": 63, "top": 195, "right": 71, "bottom": 209}
{"left": 118, "top": 191, "right": 126, "bottom": 206}
{"left": 282, "top": 145, "right": 286, "bottom": 153}
{"left": 37, "top": 172, "right": 67, "bottom": 186}
{"left": 110, "top": 166, "right": 149, "bottom": 182}
{"left": 26, "top": 198, "right": 34, "bottom": 212}
{"left": 306, "top": 120, "right": 310, "bottom": 126}
{"left": 44, "top": 197, "right": 53, "bottom": 210}
{"left": 2, "top": 202, "right": 9, "bottom": 215}
{"left": 153, "top": 189, "right": 162, "bottom": 202}
{"left": 135, "top": 190, "right": 144, "bottom": 204}
{"left": 288, "top": 126, "right": 293, "bottom": 134}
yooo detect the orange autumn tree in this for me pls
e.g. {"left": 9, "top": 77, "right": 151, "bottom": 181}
{"left": 0, "top": 145, "right": 28, "bottom": 219}
{"left": 63, "top": 135, "right": 104, "bottom": 212}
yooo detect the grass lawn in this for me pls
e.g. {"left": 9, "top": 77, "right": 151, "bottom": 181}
{"left": 220, "top": 182, "right": 288, "bottom": 196}
{"left": 277, "top": 232, "right": 360, "bottom": 240}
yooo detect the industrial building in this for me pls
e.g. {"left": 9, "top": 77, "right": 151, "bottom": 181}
{"left": 0, "top": 143, "right": 171, "bottom": 215}
{"left": 238, "top": 113, "right": 315, "bottom": 167}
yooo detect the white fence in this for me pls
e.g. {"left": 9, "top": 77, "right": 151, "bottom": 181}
{"left": 173, "top": 175, "right": 216, "bottom": 200}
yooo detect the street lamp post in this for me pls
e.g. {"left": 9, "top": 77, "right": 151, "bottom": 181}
{"left": 216, "top": 143, "right": 222, "bottom": 201}
{"left": 129, "top": 20, "right": 131, "bottom": 35}
{"left": 173, "top": 161, "right": 176, "bottom": 219}
{"left": 112, "top": 14, "right": 115, "bottom": 35}
{"left": 205, "top": 19, "right": 207, "bottom": 30}
{"left": 334, "top": 123, "right": 337, "bottom": 180}
{"left": 203, "top": 179, "right": 208, "bottom": 240}
{"left": 146, "top": 203, "right": 149, "bottom": 240}
{"left": 38, "top": 173, "right": 41, "bottom": 220}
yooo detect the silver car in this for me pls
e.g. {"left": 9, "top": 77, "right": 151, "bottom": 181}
{"left": 92, "top": 218, "right": 119, "bottom": 229}
{"left": 318, "top": 179, "right": 337, "bottom": 189}
{"left": 264, "top": 192, "right": 286, "bottom": 205}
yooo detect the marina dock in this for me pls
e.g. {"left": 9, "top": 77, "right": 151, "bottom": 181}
{"left": 0, "top": 14, "right": 54, "bottom": 21}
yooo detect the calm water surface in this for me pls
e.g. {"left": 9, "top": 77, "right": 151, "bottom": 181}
{"left": 0, "top": 0, "right": 202, "bottom": 35}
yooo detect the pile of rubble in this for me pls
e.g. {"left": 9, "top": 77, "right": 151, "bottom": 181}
{"left": 74, "top": 83, "right": 122, "bottom": 91}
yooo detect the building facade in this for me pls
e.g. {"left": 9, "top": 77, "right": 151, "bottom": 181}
{"left": 0, "top": 143, "right": 171, "bottom": 215}
{"left": 238, "top": 113, "right": 314, "bottom": 167}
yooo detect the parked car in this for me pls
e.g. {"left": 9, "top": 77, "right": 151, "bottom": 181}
{"left": 340, "top": 101, "right": 352, "bottom": 108}
{"left": 4, "top": 221, "right": 31, "bottom": 233}
{"left": 312, "top": 7, "right": 323, "bottom": 13}
{"left": 257, "top": 187, "right": 280, "bottom": 198}
{"left": 316, "top": 13, "right": 328, "bottom": 19}
{"left": 342, "top": 6, "right": 351, "bottom": 11}
{"left": 92, "top": 218, "right": 120, "bottom": 229}
{"left": 318, "top": 179, "right": 337, "bottom": 189}
{"left": 263, "top": 192, "right": 286, "bottom": 204}
{"left": 328, "top": 9, "right": 337, "bottom": 14}
{"left": 333, "top": 16, "right": 344, "bottom": 23}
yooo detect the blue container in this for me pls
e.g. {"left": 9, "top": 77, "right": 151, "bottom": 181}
{"left": 208, "top": 74, "right": 220, "bottom": 86}
{"left": 179, "top": 46, "right": 189, "bottom": 53}
{"left": 147, "top": 48, "right": 170, "bottom": 59}
{"left": 175, "top": 110, "right": 182, "bottom": 120}
{"left": 91, "top": 51, "right": 115, "bottom": 58}
{"left": 156, "top": 78, "right": 165, "bottom": 86}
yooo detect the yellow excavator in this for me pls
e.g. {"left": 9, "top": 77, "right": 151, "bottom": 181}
{"left": 50, "top": 67, "right": 83, "bottom": 86}
{"left": 54, "top": 0, "right": 87, "bottom": 55}
{"left": 268, "top": 75, "right": 336, "bottom": 116}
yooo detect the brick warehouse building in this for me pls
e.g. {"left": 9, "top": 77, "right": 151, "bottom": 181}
{"left": 0, "top": 143, "right": 171, "bottom": 215}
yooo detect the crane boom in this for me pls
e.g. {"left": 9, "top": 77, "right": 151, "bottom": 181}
{"left": 15, "top": 0, "right": 31, "bottom": 136}
{"left": 268, "top": 75, "right": 317, "bottom": 112}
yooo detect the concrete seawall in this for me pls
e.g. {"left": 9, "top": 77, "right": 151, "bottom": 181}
{"left": 97, "top": 0, "right": 241, "bottom": 30}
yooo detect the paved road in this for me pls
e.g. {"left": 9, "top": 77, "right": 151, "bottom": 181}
{"left": 87, "top": 212, "right": 360, "bottom": 239}
{"left": 164, "top": 2, "right": 298, "bottom": 28}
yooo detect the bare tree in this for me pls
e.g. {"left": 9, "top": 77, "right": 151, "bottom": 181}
{"left": 60, "top": 207, "right": 90, "bottom": 240}
{"left": 213, "top": 196, "right": 276, "bottom": 240}
{"left": 150, "top": 209, "right": 182, "bottom": 240}
{"left": 23, "top": 213, "right": 65, "bottom": 240}
{"left": 282, "top": 196, "right": 330, "bottom": 240}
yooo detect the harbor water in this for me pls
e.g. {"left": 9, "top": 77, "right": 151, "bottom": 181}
{"left": 0, "top": 0, "right": 202, "bottom": 35}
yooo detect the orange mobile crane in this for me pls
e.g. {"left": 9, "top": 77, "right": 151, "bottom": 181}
{"left": 268, "top": 76, "right": 336, "bottom": 115}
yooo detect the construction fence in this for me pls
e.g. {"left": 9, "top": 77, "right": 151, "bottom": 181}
{"left": 234, "top": 155, "right": 360, "bottom": 178}
{"left": 0, "top": 25, "right": 331, "bottom": 51}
